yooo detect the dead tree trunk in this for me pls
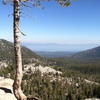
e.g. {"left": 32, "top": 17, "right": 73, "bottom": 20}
{"left": 13, "top": 0, "right": 26, "bottom": 100}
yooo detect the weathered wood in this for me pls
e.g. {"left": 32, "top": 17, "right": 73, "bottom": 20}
{"left": 13, "top": 0, "right": 26, "bottom": 100}
{"left": 27, "top": 95, "right": 40, "bottom": 100}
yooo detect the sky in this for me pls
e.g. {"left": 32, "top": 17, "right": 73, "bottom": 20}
{"left": 0, "top": 0, "right": 100, "bottom": 51}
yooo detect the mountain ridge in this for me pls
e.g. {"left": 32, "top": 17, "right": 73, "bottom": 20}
{"left": 0, "top": 39, "right": 40, "bottom": 62}
{"left": 72, "top": 46, "right": 100, "bottom": 59}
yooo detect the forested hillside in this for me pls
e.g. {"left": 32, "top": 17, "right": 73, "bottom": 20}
{"left": 0, "top": 39, "right": 41, "bottom": 62}
{"left": 72, "top": 46, "right": 100, "bottom": 59}
{"left": 0, "top": 39, "right": 100, "bottom": 100}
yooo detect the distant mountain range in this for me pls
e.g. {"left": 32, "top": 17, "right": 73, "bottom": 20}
{"left": 36, "top": 51, "right": 76, "bottom": 58}
{"left": 0, "top": 39, "right": 100, "bottom": 60}
{"left": 0, "top": 39, "right": 40, "bottom": 61}
{"left": 23, "top": 42, "right": 99, "bottom": 52}
{"left": 36, "top": 46, "right": 100, "bottom": 59}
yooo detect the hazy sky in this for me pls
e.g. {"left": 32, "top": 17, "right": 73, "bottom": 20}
{"left": 0, "top": 0, "right": 100, "bottom": 45}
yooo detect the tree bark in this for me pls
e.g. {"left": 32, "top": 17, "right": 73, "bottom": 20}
{"left": 13, "top": 0, "right": 26, "bottom": 100}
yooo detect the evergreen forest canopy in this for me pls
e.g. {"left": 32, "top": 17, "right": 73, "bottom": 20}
{"left": 0, "top": 0, "right": 100, "bottom": 99}
{"left": 0, "top": 39, "right": 100, "bottom": 100}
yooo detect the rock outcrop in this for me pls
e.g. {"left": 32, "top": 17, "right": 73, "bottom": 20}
{"left": 24, "top": 64, "right": 62, "bottom": 75}
{"left": 0, "top": 61, "right": 8, "bottom": 69}
{"left": 0, "top": 77, "right": 17, "bottom": 100}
